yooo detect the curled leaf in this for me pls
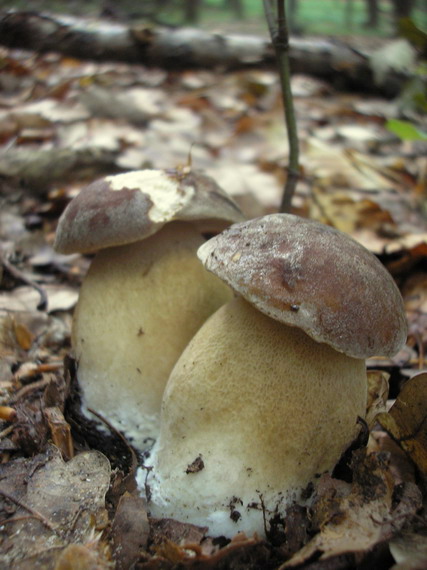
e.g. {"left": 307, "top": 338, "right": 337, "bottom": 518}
{"left": 366, "top": 370, "right": 390, "bottom": 428}
{"left": 377, "top": 373, "right": 427, "bottom": 474}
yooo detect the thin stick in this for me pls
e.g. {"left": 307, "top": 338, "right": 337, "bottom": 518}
{"left": 87, "top": 407, "right": 138, "bottom": 471}
{"left": 0, "top": 424, "right": 15, "bottom": 440}
{"left": 263, "top": 0, "right": 300, "bottom": 213}
{"left": 10, "top": 376, "right": 52, "bottom": 404}
{"left": 0, "top": 488, "right": 56, "bottom": 532}
{"left": 0, "top": 250, "right": 48, "bottom": 311}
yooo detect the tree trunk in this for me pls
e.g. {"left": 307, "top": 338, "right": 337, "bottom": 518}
{"left": 288, "top": 0, "right": 299, "bottom": 34}
{"left": 365, "top": 0, "right": 379, "bottom": 28}
{"left": 184, "top": 0, "right": 202, "bottom": 23}
{"left": 391, "top": 0, "right": 414, "bottom": 20}
{"left": 345, "top": 0, "right": 354, "bottom": 29}
{"left": 228, "top": 0, "right": 244, "bottom": 18}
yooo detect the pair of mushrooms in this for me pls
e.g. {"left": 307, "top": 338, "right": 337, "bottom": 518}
{"left": 56, "top": 173, "right": 407, "bottom": 538}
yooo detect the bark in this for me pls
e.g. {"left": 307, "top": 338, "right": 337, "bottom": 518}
{"left": 184, "top": 0, "right": 202, "bottom": 24}
{"left": 391, "top": 0, "right": 414, "bottom": 20}
{"left": 0, "top": 10, "right": 406, "bottom": 95}
{"left": 288, "top": 0, "right": 299, "bottom": 34}
{"left": 228, "top": 0, "right": 245, "bottom": 19}
{"left": 365, "top": 0, "right": 379, "bottom": 28}
{"left": 0, "top": 146, "right": 120, "bottom": 192}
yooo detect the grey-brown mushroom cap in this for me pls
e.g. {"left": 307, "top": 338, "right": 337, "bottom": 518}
{"left": 198, "top": 214, "right": 408, "bottom": 359}
{"left": 54, "top": 169, "right": 244, "bottom": 254}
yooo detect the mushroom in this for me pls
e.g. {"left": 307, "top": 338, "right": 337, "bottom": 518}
{"left": 54, "top": 168, "right": 244, "bottom": 449}
{"left": 143, "top": 213, "right": 407, "bottom": 537}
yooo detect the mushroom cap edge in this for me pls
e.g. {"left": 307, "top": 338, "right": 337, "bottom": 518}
{"left": 198, "top": 213, "right": 408, "bottom": 359}
{"left": 54, "top": 168, "right": 244, "bottom": 254}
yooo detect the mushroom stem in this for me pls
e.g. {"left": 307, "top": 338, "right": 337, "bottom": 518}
{"left": 73, "top": 221, "right": 232, "bottom": 450}
{"left": 145, "top": 296, "right": 367, "bottom": 538}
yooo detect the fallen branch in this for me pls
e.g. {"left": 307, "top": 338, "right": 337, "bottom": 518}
{"left": 0, "top": 10, "right": 402, "bottom": 94}
{"left": 0, "top": 248, "right": 48, "bottom": 311}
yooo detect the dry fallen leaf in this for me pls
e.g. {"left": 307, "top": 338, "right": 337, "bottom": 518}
{"left": 53, "top": 542, "right": 112, "bottom": 570}
{"left": 13, "top": 320, "right": 34, "bottom": 351}
{"left": 389, "top": 531, "right": 427, "bottom": 569}
{"left": 0, "top": 285, "right": 78, "bottom": 313}
{"left": 403, "top": 272, "right": 427, "bottom": 365}
{"left": 377, "top": 373, "right": 427, "bottom": 474}
{"left": 0, "top": 446, "right": 111, "bottom": 568}
{"left": 110, "top": 492, "right": 150, "bottom": 570}
{"left": 44, "top": 406, "right": 74, "bottom": 461}
{"left": 282, "top": 450, "right": 422, "bottom": 568}
{"left": 310, "top": 187, "right": 396, "bottom": 236}
{"left": 366, "top": 370, "right": 390, "bottom": 428}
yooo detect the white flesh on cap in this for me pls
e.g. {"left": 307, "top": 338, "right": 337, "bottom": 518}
{"left": 143, "top": 296, "right": 367, "bottom": 538}
{"left": 73, "top": 221, "right": 233, "bottom": 450}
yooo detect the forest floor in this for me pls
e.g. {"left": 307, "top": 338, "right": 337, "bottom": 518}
{"left": 0, "top": 8, "right": 426, "bottom": 569}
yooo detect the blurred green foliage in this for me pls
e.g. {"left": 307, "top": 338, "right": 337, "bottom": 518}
{"left": 396, "top": 20, "right": 427, "bottom": 115}
{"left": 386, "top": 118, "right": 427, "bottom": 140}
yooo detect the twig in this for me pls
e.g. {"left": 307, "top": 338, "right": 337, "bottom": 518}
{"left": 0, "top": 424, "right": 15, "bottom": 440}
{"left": 68, "top": 505, "right": 90, "bottom": 534}
{"left": 9, "top": 376, "right": 52, "bottom": 404}
{"left": 0, "top": 249, "right": 48, "bottom": 311}
{"left": 259, "top": 492, "right": 269, "bottom": 538}
{"left": 87, "top": 407, "right": 138, "bottom": 473}
{"left": 0, "top": 487, "right": 56, "bottom": 532}
{"left": 263, "top": 0, "right": 300, "bottom": 213}
{"left": 0, "top": 515, "right": 42, "bottom": 526}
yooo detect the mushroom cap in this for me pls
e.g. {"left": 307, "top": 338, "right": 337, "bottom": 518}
{"left": 198, "top": 213, "right": 408, "bottom": 359}
{"left": 54, "top": 168, "right": 244, "bottom": 254}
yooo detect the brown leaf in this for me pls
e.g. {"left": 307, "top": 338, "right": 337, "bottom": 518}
{"left": 150, "top": 518, "right": 208, "bottom": 549}
{"left": 310, "top": 188, "right": 395, "bottom": 237}
{"left": 13, "top": 321, "right": 34, "bottom": 351}
{"left": 0, "top": 446, "right": 111, "bottom": 567}
{"left": 0, "top": 314, "right": 23, "bottom": 356}
{"left": 366, "top": 370, "right": 390, "bottom": 428}
{"left": 377, "top": 373, "right": 427, "bottom": 474}
{"left": 283, "top": 450, "right": 419, "bottom": 568}
{"left": 44, "top": 406, "right": 74, "bottom": 461}
{"left": 54, "top": 542, "right": 112, "bottom": 570}
{"left": 369, "top": 431, "right": 417, "bottom": 485}
{"left": 389, "top": 531, "right": 427, "bottom": 569}
{"left": 111, "top": 492, "right": 150, "bottom": 570}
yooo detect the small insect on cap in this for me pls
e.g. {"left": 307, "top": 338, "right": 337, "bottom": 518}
{"left": 198, "top": 214, "right": 408, "bottom": 360}
{"left": 54, "top": 168, "right": 244, "bottom": 255}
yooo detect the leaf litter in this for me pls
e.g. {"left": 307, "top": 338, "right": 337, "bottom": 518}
{"left": 0, "top": 41, "right": 426, "bottom": 569}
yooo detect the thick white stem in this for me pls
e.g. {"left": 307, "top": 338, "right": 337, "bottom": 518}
{"left": 73, "top": 221, "right": 232, "bottom": 450}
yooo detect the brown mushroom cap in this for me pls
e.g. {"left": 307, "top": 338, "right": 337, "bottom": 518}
{"left": 198, "top": 213, "right": 407, "bottom": 359}
{"left": 54, "top": 169, "right": 244, "bottom": 254}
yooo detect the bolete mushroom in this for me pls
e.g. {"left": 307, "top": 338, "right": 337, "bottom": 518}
{"left": 143, "top": 213, "right": 407, "bottom": 537}
{"left": 54, "top": 168, "right": 244, "bottom": 449}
